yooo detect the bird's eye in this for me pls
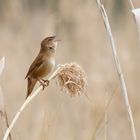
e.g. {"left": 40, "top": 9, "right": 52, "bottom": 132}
{"left": 49, "top": 47, "right": 53, "bottom": 49}
{"left": 48, "top": 39, "right": 52, "bottom": 42}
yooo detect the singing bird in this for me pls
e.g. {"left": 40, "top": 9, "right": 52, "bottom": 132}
{"left": 25, "top": 36, "right": 58, "bottom": 99}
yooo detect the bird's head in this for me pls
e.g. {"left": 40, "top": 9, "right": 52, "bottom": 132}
{"left": 41, "top": 36, "right": 58, "bottom": 52}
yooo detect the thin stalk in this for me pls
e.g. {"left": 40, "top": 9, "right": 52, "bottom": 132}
{"left": 104, "top": 93, "right": 108, "bottom": 140}
{"left": 3, "top": 67, "right": 61, "bottom": 140}
{"left": 3, "top": 110, "right": 12, "bottom": 140}
{"left": 0, "top": 57, "right": 12, "bottom": 140}
{"left": 96, "top": 0, "right": 137, "bottom": 140}
{"left": 92, "top": 88, "right": 115, "bottom": 139}
{"left": 128, "top": 0, "right": 135, "bottom": 10}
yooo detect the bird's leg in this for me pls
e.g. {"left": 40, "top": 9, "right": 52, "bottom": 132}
{"left": 38, "top": 79, "right": 47, "bottom": 90}
{"left": 38, "top": 79, "right": 49, "bottom": 90}
{"left": 42, "top": 79, "right": 49, "bottom": 87}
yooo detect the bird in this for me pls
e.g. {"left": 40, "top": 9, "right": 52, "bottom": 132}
{"left": 25, "top": 36, "right": 58, "bottom": 99}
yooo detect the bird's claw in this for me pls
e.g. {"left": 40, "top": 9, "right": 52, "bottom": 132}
{"left": 40, "top": 79, "right": 49, "bottom": 90}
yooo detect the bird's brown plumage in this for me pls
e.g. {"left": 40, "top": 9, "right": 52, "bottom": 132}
{"left": 25, "top": 36, "right": 57, "bottom": 99}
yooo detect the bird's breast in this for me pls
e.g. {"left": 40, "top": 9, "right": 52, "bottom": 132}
{"left": 35, "top": 58, "right": 55, "bottom": 79}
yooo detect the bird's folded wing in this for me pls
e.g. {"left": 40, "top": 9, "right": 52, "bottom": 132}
{"left": 25, "top": 54, "right": 43, "bottom": 79}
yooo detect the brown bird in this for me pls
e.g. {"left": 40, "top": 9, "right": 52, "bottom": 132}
{"left": 25, "top": 36, "right": 58, "bottom": 99}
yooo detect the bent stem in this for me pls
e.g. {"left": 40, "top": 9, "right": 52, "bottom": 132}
{"left": 3, "top": 110, "right": 13, "bottom": 140}
{"left": 96, "top": 0, "right": 137, "bottom": 140}
{"left": 3, "top": 67, "right": 61, "bottom": 140}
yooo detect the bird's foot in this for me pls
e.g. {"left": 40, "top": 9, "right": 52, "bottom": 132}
{"left": 39, "top": 79, "right": 49, "bottom": 90}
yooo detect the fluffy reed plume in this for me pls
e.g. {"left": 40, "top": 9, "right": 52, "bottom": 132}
{"left": 3, "top": 62, "right": 87, "bottom": 140}
{"left": 56, "top": 63, "right": 87, "bottom": 97}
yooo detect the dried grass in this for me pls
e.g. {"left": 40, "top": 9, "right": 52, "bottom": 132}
{"left": 55, "top": 63, "right": 87, "bottom": 97}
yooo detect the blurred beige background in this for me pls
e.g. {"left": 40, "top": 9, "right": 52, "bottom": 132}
{"left": 0, "top": 0, "right": 140, "bottom": 140}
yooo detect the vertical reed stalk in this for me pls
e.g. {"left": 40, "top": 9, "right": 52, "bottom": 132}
{"left": 128, "top": 0, "right": 135, "bottom": 10}
{"left": 96, "top": 0, "right": 137, "bottom": 140}
{"left": 104, "top": 93, "right": 108, "bottom": 140}
{"left": 0, "top": 57, "right": 12, "bottom": 140}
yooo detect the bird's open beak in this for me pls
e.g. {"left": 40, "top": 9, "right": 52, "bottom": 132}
{"left": 52, "top": 36, "right": 61, "bottom": 42}
{"left": 54, "top": 39, "right": 61, "bottom": 42}
{"left": 52, "top": 36, "right": 61, "bottom": 44}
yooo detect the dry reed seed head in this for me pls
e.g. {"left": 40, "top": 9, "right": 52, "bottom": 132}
{"left": 55, "top": 63, "right": 87, "bottom": 97}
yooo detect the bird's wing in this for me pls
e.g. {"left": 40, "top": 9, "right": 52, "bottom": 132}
{"left": 25, "top": 54, "right": 43, "bottom": 79}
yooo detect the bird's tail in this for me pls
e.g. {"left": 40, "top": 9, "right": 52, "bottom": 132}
{"left": 26, "top": 77, "right": 37, "bottom": 99}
